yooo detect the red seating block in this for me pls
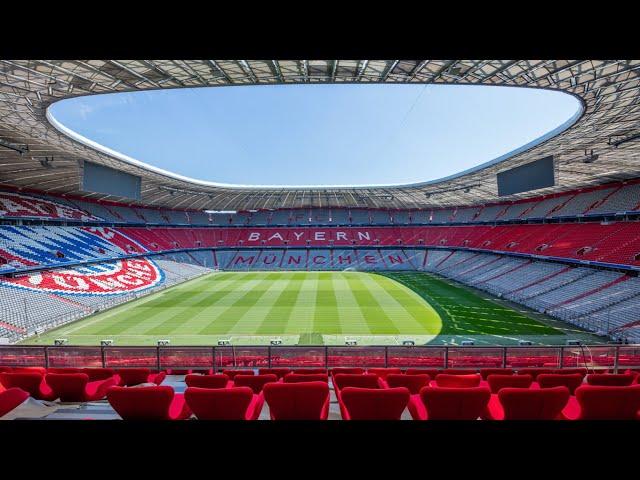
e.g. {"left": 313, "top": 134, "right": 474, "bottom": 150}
{"left": 340, "top": 387, "right": 410, "bottom": 420}
{"left": 258, "top": 368, "right": 291, "bottom": 379}
{"left": 232, "top": 374, "right": 278, "bottom": 394}
{"left": 184, "top": 386, "right": 262, "bottom": 420}
{"left": 45, "top": 373, "right": 116, "bottom": 402}
{"left": 537, "top": 373, "right": 584, "bottom": 395}
{"left": 497, "top": 387, "right": 570, "bottom": 420}
{"left": 263, "top": 381, "right": 330, "bottom": 420}
{"left": 0, "top": 372, "right": 56, "bottom": 401}
{"left": 107, "top": 386, "right": 191, "bottom": 420}
{"left": 184, "top": 374, "right": 230, "bottom": 389}
{"left": 487, "top": 374, "right": 533, "bottom": 394}
{"left": 434, "top": 374, "right": 481, "bottom": 388}
{"left": 283, "top": 373, "right": 329, "bottom": 384}
{"left": 385, "top": 374, "right": 431, "bottom": 395}
{"left": 569, "top": 385, "right": 640, "bottom": 420}
{"left": 413, "top": 386, "right": 491, "bottom": 420}
{"left": 0, "top": 388, "right": 29, "bottom": 418}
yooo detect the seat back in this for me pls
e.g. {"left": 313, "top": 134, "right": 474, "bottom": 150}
{"left": 586, "top": 374, "right": 634, "bottom": 387}
{"left": 480, "top": 368, "right": 514, "bottom": 380}
{"left": 420, "top": 386, "right": 491, "bottom": 420}
{"left": 47, "top": 367, "right": 84, "bottom": 375}
{"left": 498, "top": 386, "right": 570, "bottom": 420}
{"left": 442, "top": 369, "right": 477, "bottom": 375}
{"left": 45, "top": 373, "right": 89, "bottom": 402}
{"left": 258, "top": 368, "right": 291, "bottom": 379}
{"left": 107, "top": 386, "right": 174, "bottom": 420}
{"left": 185, "top": 374, "right": 229, "bottom": 389}
{"left": 385, "top": 374, "right": 430, "bottom": 394}
{"left": 10, "top": 367, "right": 46, "bottom": 375}
{"left": 435, "top": 374, "right": 481, "bottom": 388}
{"left": 284, "top": 373, "right": 329, "bottom": 384}
{"left": 0, "top": 372, "right": 43, "bottom": 397}
{"left": 292, "top": 368, "right": 327, "bottom": 375}
{"left": 405, "top": 368, "right": 441, "bottom": 377}
{"left": 551, "top": 368, "right": 587, "bottom": 377}
{"left": 537, "top": 373, "right": 583, "bottom": 395}
{"left": 333, "top": 374, "right": 380, "bottom": 392}
{"left": 516, "top": 368, "right": 554, "bottom": 380}
{"left": 0, "top": 388, "right": 30, "bottom": 417}
{"left": 330, "top": 368, "right": 365, "bottom": 377}
{"left": 487, "top": 374, "right": 533, "bottom": 394}
{"left": 222, "top": 369, "right": 255, "bottom": 379}
{"left": 184, "top": 387, "right": 254, "bottom": 420}
{"left": 83, "top": 368, "right": 115, "bottom": 381}
{"left": 340, "top": 387, "right": 410, "bottom": 420}
{"left": 576, "top": 385, "right": 640, "bottom": 420}
{"left": 232, "top": 374, "right": 278, "bottom": 394}
{"left": 367, "top": 368, "right": 402, "bottom": 380}
{"left": 263, "top": 382, "right": 329, "bottom": 420}
{"left": 117, "top": 368, "right": 151, "bottom": 386}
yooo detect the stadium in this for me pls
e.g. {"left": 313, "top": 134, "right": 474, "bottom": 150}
{"left": 0, "top": 59, "right": 639, "bottom": 421}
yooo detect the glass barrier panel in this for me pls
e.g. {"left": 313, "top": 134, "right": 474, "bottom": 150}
{"left": 617, "top": 346, "right": 640, "bottom": 370}
{"left": 214, "top": 346, "right": 235, "bottom": 369}
{"left": 268, "top": 347, "right": 326, "bottom": 368}
{"left": 327, "top": 346, "right": 386, "bottom": 368}
{"left": 47, "top": 346, "right": 102, "bottom": 368}
{"left": 215, "top": 346, "right": 269, "bottom": 368}
{"left": 506, "top": 347, "right": 561, "bottom": 368}
{"left": 159, "top": 347, "right": 214, "bottom": 371}
{"left": 386, "top": 346, "right": 446, "bottom": 368}
{"left": 447, "top": 347, "right": 504, "bottom": 368}
{"left": 0, "top": 346, "right": 46, "bottom": 367}
{"left": 561, "top": 345, "right": 616, "bottom": 370}
{"left": 103, "top": 347, "right": 158, "bottom": 369}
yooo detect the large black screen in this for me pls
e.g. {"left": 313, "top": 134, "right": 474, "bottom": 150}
{"left": 497, "top": 156, "right": 555, "bottom": 196}
{"left": 82, "top": 161, "right": 141, "bottom": 200}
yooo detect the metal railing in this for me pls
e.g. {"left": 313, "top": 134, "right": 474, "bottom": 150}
{"left": 1, "top": 344, "right": 638, "bottom": 372}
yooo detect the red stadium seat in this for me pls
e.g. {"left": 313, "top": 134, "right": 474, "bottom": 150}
{"left": 480, "top": 368, "right": 514, "bottom": 380}
{"left": 292, "top": 368, "right": 327, "bottom": 375}
{"left": 537, "top": 373, "right": 584, "bottom": 395}
{"left": 385, "top": 374, "right": 431, "bottom": 395}
{"left": 82, "top": 368, "right": 116, "bottom": 381}
{"left": 330, "top": 367, "right": 365, "bottom": 377}
{"left": 367, "top": 368, "right": 402, "bottom": 380}
{"left": 45, "top": 373, "right": 116, "bottom": 402}
{"left": 47, "top": 367, "right": 84, "bottom": 375}
{"left": 222, "top": 369, "right": 255, "bottom": 379}
{"left": 258, "top": 368, "right": 291, "bottom": 379}
{"left": 0, "top": 388, "right": 29, "bottom": 418}
{"left": 184, "top": 374, "right": 230, "bottom": 389}
{"left": 551, "top": 368, "right": 587, "bottom": 377}
{"left": 405, "top": 368, "right": 441, "bottom": 377}
{"left": 107, "top": 386, "right": 191, "bottom": 420}
{"left": 487, "top": 374, "right": 533, "bottom": 394}
{"left": 0, "top": 367, "right": 12, "bottom": 374}
{"left": 412, "top": 386, "right": 491, "bottom": 420}
{"left": 184, "top": 386, "right": 262, "bottom": 420}
{"left": 232, "top": 374, "right": 278, "bottom": 394}
{"left": 434, "top": 374, "right": 481, "bottom": 388}
{"left": 117, "top": 368, "right": 166, "bottom": 386}
{"left": 442, "top": 369, "right": 477, "bottom": 375}
{"left": 10, "top": 367, "right": 47, "bottom": 375}
{"left": 332, "top": 374, "right": 381, "bottom": 395}
{"left": 0, "top": 372, "right": 56, "bottom": 401}
{"left": 565, "top": 385, "right": 640, "bottom": 420}
{"left": 517, "top": 368, "right": 554, "bottom": 380}
{"left": 496, "top": 387, "right": 570, "bottom": 420}
{"left": 263, "top": 381, "right": 330, "bottom": 420}
{"left": 340, "top": 387, "right": 410, "bottom": 420}
{"left": 283, "top": 373, "right": 329, "bottom": 384}
{"left": 586, "top": 373, "right": 635, "bottom": 386}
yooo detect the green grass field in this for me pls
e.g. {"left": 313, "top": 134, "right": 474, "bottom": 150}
{"left": 21, "top": 271, "right": 604, "bottom": 346}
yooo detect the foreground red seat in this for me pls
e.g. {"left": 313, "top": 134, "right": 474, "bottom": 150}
{"left": 480, "top": 368, "right": 514, "bottom": 380}
{"left": 367, "top": 368, "right": 402, "bottom": 380}
{"left": 258, "top": 368, "right": 291, "bottom": 379}
{"left": 0, "top": 367, "right": 12, "bottom": 374}
{"left": 232, "top": 374, "right": 278, "bottom": 393}
{"left": 0, "top": 388, "right": 30, "bottom": 418}
{"left": 283, "top": 373, "right": 329, "bottom": 383}
{"left": 563, "top": 385, "right": 640, "bottom": 420}
{"left": 412, "top": 386, "right": 491, "bottom": 420}
{"left": 45, "top": 373, "right": 116, "bottom": 402}
{"left": 385, "top": 374, "right": 431, "bottom": 395}
{"left": 487, "top": 374, "right": 533, "bottom": 394}
{"left": 222, "top": 369, "right": 255, "bottom": 379}
{"left": 495, "top": 387, "right": 570, "bottom": 420}
{"left": 537, "top": 373, "right": 584, "bottom": 395}
{"left": 292, "top": 368, "right": 327, "bottom": 375}
{"left": 263, "top": 381, "right": 330, "bottom": 420}
{"left": 10, "top": 367, "right": 47, "bottom": 375}
{"left": 184, "top": 387, "right": 262, "bottom": 420}
{"left": 117, "top": 368, "right": 166, "bottom": 386}
{"left": 82, "top": 368, "right": 116, "bottom": 381}
{"left": 333, "top": 374, "right": 381, "bottom": 396}
{"left": 0, "top": 372, "right": 56, "bottom": 401}
{"left": 434, "top": 374, "right": 481, "bottom": 388}
{"left": 340, "top": 387, "right": 410, "bottom": 420}
{"left": 517, "top": 368, "right": 554, "bottom": 380}
{"left": 586, "top": 373, "right": 634, "bottom": 387}
{"left": 107, "top": 386, "right": 191, "bottom": 420}
{"left": 184, "top": 374, "right": 230, "bottom": 389}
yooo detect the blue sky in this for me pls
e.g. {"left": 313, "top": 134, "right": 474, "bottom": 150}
{"left": 49, "top": 84, "right": 581, "bottom": 186}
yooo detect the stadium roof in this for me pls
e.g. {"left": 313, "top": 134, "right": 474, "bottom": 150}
{"left": 0, "top": 60, "right": 639, "bottom": 211}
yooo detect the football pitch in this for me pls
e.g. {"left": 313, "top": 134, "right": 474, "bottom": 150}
{"left": 21, "top": 271, "right": 603, "bottom": 346}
